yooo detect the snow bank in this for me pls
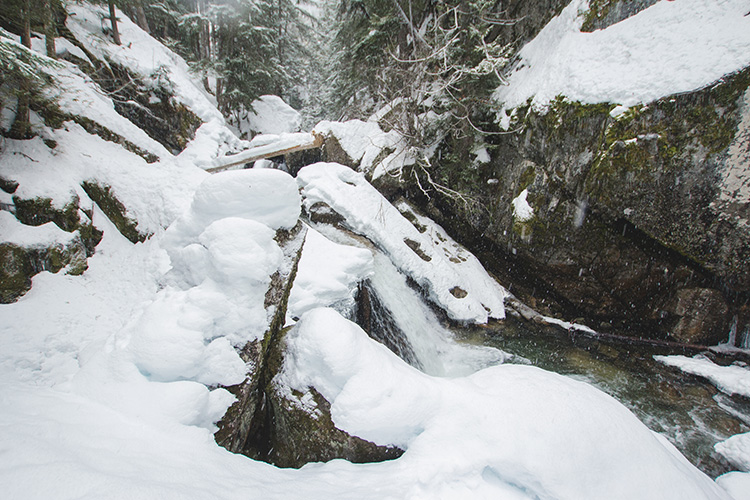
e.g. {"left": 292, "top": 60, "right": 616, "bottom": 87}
{"left": 313, "top": 120, "right": 414, "bottom": 178}
{"left": 655, "top": 355, "right": 750, "bottom": 398}
{"left": 65, "top": 3, "right": 223, "bottom": 125}
{"left": 165, "top": 168, "right": 300, "bottom": 249}
{"left": 287, "top": 226, "right": 374, "bottom": 322}
{"left": 232, "top": 95, "right": 302, "bottom": 137}
{"left": 716, "top": 432, "right": 750, "bottom": 472}
{"left": 280, "top": 307, "right": 729, "bottom": 500}
{"left": 1, "top": 126, "right": 207, "bottom": 236}
{"left": 297, "top": 162, "right": 508, "bottom": 323}
{"left": 0, "top": 210, "right": 77, "bottom": 247}
{"left": 495, "top": 0, "right": 750, "bottom": 121}
{"left": 717, "top": 471, "right": 750, "bottom": 500}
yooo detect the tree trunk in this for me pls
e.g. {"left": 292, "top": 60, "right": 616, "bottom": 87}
{"left": 44, "top": 0, "right": 57, "bottom": 59}
{"left": 133, "top": 0, "right": 151, "bottom": 34}
{"left": 108, "top": 0, "right": 121, "bottom": 45}
{"left": 9, "top": 0, "right": 33, "bottom": 139}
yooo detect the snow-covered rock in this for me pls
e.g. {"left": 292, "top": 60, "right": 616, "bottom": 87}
{"left": 297, "top": 162, "right": 508, "bottom": 323}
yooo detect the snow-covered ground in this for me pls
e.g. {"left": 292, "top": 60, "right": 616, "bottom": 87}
{"left": 2, "top": 2, "right": 750, "bottom": 499}
{"left": 494, "top": 0, "right": 750, "bottom": 124}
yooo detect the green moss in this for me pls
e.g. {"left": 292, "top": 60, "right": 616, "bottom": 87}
{"left": 519, "top": 165, "right": 537, "bottom": 193}
{"left": 0, "top": 244, "right": 33, "bottom": 304}
{"left": 81, "top": 181, "right": 148, "bottom": 244}
{"left": 12, "top": 197, "right": 80, "bottom": 231}
{"left": 581, "top": 0, "right": 612, "bottom": 32}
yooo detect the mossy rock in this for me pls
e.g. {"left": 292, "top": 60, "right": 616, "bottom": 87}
{"left": 0, "top": 244, "right": 33, "bottom": 303}
{"left": 13, "top": 196, "right": 80, "bottom": 231}
{"left": 81, "top": 181, "right": 148, "bottom": 244}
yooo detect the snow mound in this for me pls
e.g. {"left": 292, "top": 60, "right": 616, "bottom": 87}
{"left": 235, "top": 95, "right": 302, "bottom": 136}
{"left": 280, "top": 307, "right": 728, "bottom": 500}
{"left": 716, "top": 432, "right": 750, "bottom": 472}
{"left": 495, "top": 0, "right": 750, "bottom": 120}
{"left": 655, "top": 354, "right": 750, "bottom": 398}
{"left": 511, "top": 189, "right": 534, "bottom": 222}
{"left": 165, "top": 168, "right": 300, "bottom": 248}
{"left": 287, "top": 226, "right": 374, "bottom": 322}
{"left": 297, "top": 162, "right": 508, "bottom": 323}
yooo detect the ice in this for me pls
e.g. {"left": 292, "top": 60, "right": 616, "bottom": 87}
{"left": 495, "top": 0, "right": 750, "bottom": 119}
{"left": 297, "top": 162, "right": 508, "bottom": 323}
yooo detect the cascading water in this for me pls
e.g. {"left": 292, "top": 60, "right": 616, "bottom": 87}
{"left": 362, "top": 252, "right": 508, "bottom": 377}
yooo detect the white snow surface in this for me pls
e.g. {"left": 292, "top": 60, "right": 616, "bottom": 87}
{"left": 717, "top": 471, "right": 750, "bottom": 500}
{"left": 313, "top": 120, "right": 414, "bottom": 178}
{"left": 494, "top": 0, "right": 750, "bottom": 122}
{"left": 512, "top": 189, "right": 535, "bottom": 222}
{"left": 286, "top": 225, "right": 374, "bottom": 323}
{"left": 655, "top": 355, "right": 750, "bottom": 398}
{"left": 297, "top": 162, "right": 508, "bottom": 323}
{"left": 279, "top": 307, "right": 729, "bottom": 500}
{"left": 716, "top": 432, "right": 750, "bottom": 472}
{"left": 233, "top": 95, "right": 302, "bottom": 136}
{"left": 0, "top": 211, "right": 77, "bottom": 247}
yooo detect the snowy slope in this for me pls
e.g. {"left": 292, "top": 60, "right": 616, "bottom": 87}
{"left": 0, "top": 2, "right": 747, "bottom": 498}
{"left": 494, "top": 0, "right": 750, "bottom": 123}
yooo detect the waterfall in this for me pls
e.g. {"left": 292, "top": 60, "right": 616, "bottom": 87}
{"left": 363, "top": 252, "right": 507, "bottom": 377}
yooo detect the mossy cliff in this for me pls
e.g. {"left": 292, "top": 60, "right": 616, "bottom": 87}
{"left": 215, "top": 223, "right": 402, "bottom": 467}
{"left": 400, "top": 68, "right": 750, "bottom": 345}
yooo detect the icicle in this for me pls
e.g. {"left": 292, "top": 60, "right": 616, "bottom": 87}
{"left": 727, "top": 315, "right": 738, "bottom": 346}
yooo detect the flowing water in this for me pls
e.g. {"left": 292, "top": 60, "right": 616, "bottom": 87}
{"left": 457, "top": 316, "right": 750, "bottom": 478}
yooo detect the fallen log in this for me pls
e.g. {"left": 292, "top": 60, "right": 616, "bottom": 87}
{"left": 207, "top": 132, "right": 323, "bottom": 173}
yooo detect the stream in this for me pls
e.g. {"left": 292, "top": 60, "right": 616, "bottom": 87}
{"left": 458, "top": 317, "right": 750, "bottom": 478}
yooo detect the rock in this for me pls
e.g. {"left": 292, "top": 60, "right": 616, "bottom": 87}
{"left": 215, "top": 223, "right": 402, "bottom": 467}
{"left": 0, "top": 244, "right": 33, "bottom": 303}
{"left": 667, "top": 288, "right": 729, "bottom": 345}
{"left": 81, "top": 182, "right": 148, "bottom": 243}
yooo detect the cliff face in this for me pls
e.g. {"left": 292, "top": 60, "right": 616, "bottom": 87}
{"left": 396, "top": 3, "right": 750, "bottom": 345}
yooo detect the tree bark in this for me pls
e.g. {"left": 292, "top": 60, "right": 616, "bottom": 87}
{"left": 9, "top": 0, "right": 33, "bottom": 139}
{"left": 133, "top": 0, "right": 151, "bottom": 34}
{"left": 108, "top": 0, "right": 121, "bottom": 45}
{"left": 44, "top": 0, "right": 57, "bottom": 59}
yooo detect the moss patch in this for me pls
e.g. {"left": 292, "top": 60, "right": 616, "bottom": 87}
{"left": 0, "top": 244, "right": 33, "bottom": 303}
{"left": 82, "top": 181, "right": 148, "bottom": 243}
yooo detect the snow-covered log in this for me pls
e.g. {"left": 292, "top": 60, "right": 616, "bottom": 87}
{"left": 208, "top": 132, "right": 323, "bottom": 173}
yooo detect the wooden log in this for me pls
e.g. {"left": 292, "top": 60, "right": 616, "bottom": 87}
{"left": 207, "top": 132, "right": 324, "bottom": 174}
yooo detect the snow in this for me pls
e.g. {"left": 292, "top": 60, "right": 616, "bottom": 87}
{"left": 286, "top": 225, "right": 374, "bottom": 322}
{"left": 231, "top": 95, "right": 302, "bottom": 137}
{"left": 65, "top": 3, "right": 223, "bottom": 125}
{"left": 717, "top": 472, "right": 750, "bottom": 500}
{"left": 1, "top": 125, "right": 207, "bottom": 236}
{"left": 511, "top": 188, "right": 535, "bottom": 222}
{"left": 211, "top": 132, "right": 319, "bottom": 171}
{"left": 0, "top": 210, "right": 77, "bottom": 247}
{"left": 313, "top": 120, "right": 414, "bottom": 178}
{"left": 164, "top": 168, "right": 300, "bottom": 250}
{"left": 494, "top": 0, "right": 750, "bottom": 123}
{"left": 655, "top": 355, "right": 750, "bottom": 398}
{"left": 297, "top": 162, "right": 508, "bottom": 323}
{"left": 279, "top": 307, "right": 730, "bottom": 500}
{"left": 716, "top": 432, "right": 750, "bottom": 472}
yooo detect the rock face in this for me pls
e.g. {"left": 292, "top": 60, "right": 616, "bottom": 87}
{"left": 215, "top": 223, "right": 403, "bottom": 467}
{"left": 399, "top": 68, "right": 750, "bottom": 346}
